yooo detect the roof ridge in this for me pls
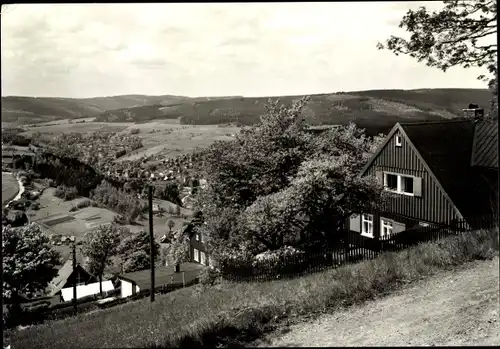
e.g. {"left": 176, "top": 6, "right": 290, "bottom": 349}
{"left": 399, "top": 119, "right": 474, "bottom": 126}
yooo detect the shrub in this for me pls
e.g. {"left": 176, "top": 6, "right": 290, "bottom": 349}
{"left": 115, "top": 149, "right": 127, "bottom": 159}
{"left": 54, "top": 185, "right": 65, "bottom": 198}
{"left": 76, "top": 199, "right": 92, "bottom": 210}
{"left": 113, "top": 215, "right": 127, "bottom": 225}
{"left": 54, "top": 185, "right": 78, "bottom": 201}
{"left": 198, "top": 266, "right": 223, "bottom": 286}
{"left": 130, "top": 128, "right": 140, "bottom": 135}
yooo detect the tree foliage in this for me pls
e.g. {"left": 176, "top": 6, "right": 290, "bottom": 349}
{"left": 81, "top": 224, "right": 121, "bottom": 295}
{"left": 116, "top": 230, "right": 160, "bottom": 273}
{"left": 377, "top": 0, "right": 497, "bottom": 118}
{"left": 195, "top": 98, "right": 386, "bottom": 261}
{"left": 90, "top": 180, "right": 146, "bottom": 223}
{"left": 2, "top": 223, "right": 60, "bottom": 300}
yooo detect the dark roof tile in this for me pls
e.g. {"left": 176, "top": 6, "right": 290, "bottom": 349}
{"left": 471, "top": 121, "right": 498, "bottom": 169}
{"left": 400, "top": 119, "right": 497, "bottom": 219}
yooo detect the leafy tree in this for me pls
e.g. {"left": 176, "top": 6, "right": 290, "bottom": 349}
{"left": 116, "top": 230, "right": 160, "bottom": 273}
{"left": 174, "top": 205, "right": 181, "bottom": 216}
{"left": 162, "top": 181, "right": 182, "bottom": 205}
{"left": 2, "top": 223, "right": 60, "bottom": 321}
{"left": 377, "top": 0, "right": 498, "bottom": 118}
{"left": 165, "top": 230, "right": 191, "bottom": 267}
{"left": 197, "top": 97, "right": 314, "bottom": 211}
{"left": 167, "top": 219, "right": 175, "bottom": 233}
{"left": 195, "top": 98, "right": 385, "bottom": 259}
{"left": 81, "top": 225, "right": 121, "bottom": 296}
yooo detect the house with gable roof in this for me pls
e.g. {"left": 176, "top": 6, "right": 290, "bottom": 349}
{"left": 348, "top": 110, "right": 498, "bottom": 240}
{"left": 46, "top": 259, "right": 115, "bottom": 302}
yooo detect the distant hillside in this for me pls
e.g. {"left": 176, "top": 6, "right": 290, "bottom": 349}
{"left": 92, "top": 88, "right": 492, "bottom": 135}
{"left": 2, "top": 89, "right": 492, "bottom": 135}
{"left": 1, "top": 94, "right": 244, "bottom": 126}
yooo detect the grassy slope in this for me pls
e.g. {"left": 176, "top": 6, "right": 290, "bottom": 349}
{"left": 2, "top": 172, "right": 19, "bottom": 205}
{"left": 5, "top": 228, "right": 498, "bottom": 349}
{"left": 2, "top": 89, "right": 491, "bottom": 133}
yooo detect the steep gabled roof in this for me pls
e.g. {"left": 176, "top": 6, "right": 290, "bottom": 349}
{"left": 471, "top": 120, "right": 498, "bottom": 169}
{"left": 361, "top": 119, "right": 497, "bottom": 220}
{"left": 399, "top": 120, "right": 479, "bottom": 218}
{"left": 47, "top": 260, "right": 96, "bottom": 296}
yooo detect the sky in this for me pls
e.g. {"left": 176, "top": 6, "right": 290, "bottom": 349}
{"left": 1, "top": 2, "right": 495, "bottom": 98}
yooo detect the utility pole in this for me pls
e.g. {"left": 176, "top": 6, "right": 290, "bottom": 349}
{"left": 149, "top": 185, "right": 155, "bottom": 302}
{"left": 72, "top": 240, "right": 77, "bottom": 315}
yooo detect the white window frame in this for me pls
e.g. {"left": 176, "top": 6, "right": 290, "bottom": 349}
{"left": 361, "top": 214, "right": 374, "bottom": 238}
{"left": 395, "top": 135, "right": 402, "bottom": 147}
{"left": 381, "top": 219, "right": 393, "bottom": 239}
{"left": 383, "top": 172, "right": 415, "bottom": 196}
{"left": 193, "top": 248, "right": 199, "bottom": 262}
{"left": 195, "top": 233, "right": 200, "bottom": 241}
{"left": 200, "top": 251, "right": 206, "bottom": 265}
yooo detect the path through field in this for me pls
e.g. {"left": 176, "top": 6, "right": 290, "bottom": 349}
{"left": 259, "top": 257, "right": 500, "bottom": 347}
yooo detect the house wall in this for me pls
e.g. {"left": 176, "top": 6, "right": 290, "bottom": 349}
{"left": 190, "top": 233, "right": 209, "bottom": 265}
{"left": 364, "top": 129, "right": 460, "bottom": 225}
{"left": 120, "top": 280, "right": 140, "bottom": 298}
{"left": 60, "top": 281, "right": 114, "bottom": 302}
{"left": 349, "top": 214, "right": 407, "bottom": 235}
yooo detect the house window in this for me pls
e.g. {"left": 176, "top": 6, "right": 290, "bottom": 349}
{"left": 195, "top": 234, "right": 200, "bottom": 241}
{"left": 395, "top": 135, "right": 402, "bottom": 147}
{"left": 384, "top": 173, "right": 398, "bottom": 191}
{"left": 401, "top": 176, "right": 414, "bottom": 194}
{"left": 200, "top": 251, "right": 206, "bottom": 265}
{"left": 361, "top": 214, "right": 373, "bottom": 237}
{"left": 384, "top": 172, "right": 415, "bottom": 196}
{"left": 193, "top": 248, "right": 199, "bottom": 262}
{"left": 381, "top": 219, "right": 393, "bottom": 238}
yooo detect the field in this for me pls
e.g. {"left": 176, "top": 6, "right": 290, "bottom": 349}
{"left": 2, "top": 172, "right": 19, "bottom": 206}
{"left": 20, "top": 121, "right": 240, "bottom": 160}
{"left": 28, "top": 187, "right": 193, "bottom": 265}
{"left": 4, "top": 228, "right": 498, "bottom": 349}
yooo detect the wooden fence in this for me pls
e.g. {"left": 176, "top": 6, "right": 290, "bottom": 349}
{"left": 221, "top": 214, "right": 498, "bottom": 282}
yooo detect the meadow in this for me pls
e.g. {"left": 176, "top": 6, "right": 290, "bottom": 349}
{"left": 20, "top": 120, "right": 240, "bottom": 160}
{"left": 1, "top": 172, "right": 19, "bottom": 205}
{"left": 4, "top": 227, "right": 498, "bottom": 349}
{"left": 27, "top": 186, "right": 193, "bottom": 266}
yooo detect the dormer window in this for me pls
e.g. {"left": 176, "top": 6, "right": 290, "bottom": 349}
{"left": 395, "top": 135, "right": 402, "bottom": 147}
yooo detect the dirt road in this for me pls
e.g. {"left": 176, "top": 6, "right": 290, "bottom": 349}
{"left": 260, "top": 257, "right": 500, "bottom": 347}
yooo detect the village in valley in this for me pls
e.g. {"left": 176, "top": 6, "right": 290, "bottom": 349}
{"left": 2, "top": 1, "right": 499, "bottom": 348}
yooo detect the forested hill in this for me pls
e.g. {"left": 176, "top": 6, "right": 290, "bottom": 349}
{"left": 2, "top": 89, "right": 492, "bottom": 133}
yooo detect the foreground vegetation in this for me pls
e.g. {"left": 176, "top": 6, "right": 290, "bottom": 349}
{"left": 5, "top": 227, "right": 498, "bottom": 349}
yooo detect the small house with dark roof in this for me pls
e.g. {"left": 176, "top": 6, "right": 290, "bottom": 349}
{"left": 46, "top": 260, "right": 114, "bottom": 302}
{"left": 348, "top": 117, "right": 498, "bottom": 239}
{"left": 117, "top": 263, "right": 205, "bottom": 298}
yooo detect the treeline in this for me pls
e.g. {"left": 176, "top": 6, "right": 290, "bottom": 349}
{"left": 1, "top": 128, "right": 31, "bottom": 146}
{"left": 90, "top": 181, "right": 147, "bottom": 223}
{"left": 14, "top": 153, "right": 103, "bottom": 197}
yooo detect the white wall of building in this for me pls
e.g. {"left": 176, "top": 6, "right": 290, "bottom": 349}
{"left": 120, "top": 279, "right": 140, "bottom": 298}
{"left": 61, "top": 281, "right": 114, "bottom": 302}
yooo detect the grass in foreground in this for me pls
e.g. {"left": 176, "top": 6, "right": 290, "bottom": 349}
{"left": 4, "top": 228, "right": 499, "bottom": 349}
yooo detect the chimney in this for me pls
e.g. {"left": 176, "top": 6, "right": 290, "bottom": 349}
{"left": 462, "top": 103, "right": 484, "bottom": 122}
